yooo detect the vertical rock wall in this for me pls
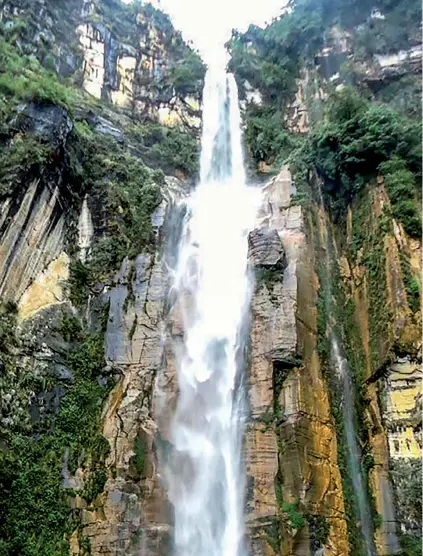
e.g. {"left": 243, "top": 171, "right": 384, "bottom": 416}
{"left": 0, "top": 0, "right": 203, "bottom": 129}
{"left": 246, "top": 168, "right": 349, "bottom": 556}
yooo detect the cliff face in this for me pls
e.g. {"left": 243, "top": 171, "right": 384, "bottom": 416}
{"left": 246, "top": 169, "right": 349, "bottom": 556}
{"left": 0, "top": 0, "right": 204, "bottom": 127}
{"left": 69, "top": 183, "right": 185, "bottom": 555}
{"left": 0, "top": 0, "right": 421, "bottom": 555}
{"left": 0, "top": 1, "right": 203, "bottom": 554}
{"left": 229, "top": 0, "right": 421, "bottom": 553}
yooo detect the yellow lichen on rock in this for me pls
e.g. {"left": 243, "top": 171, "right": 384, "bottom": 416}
{"left": 111, "top": 56, "right": 137, "bottom": 108}
{"left": 18, "top": 251, "right": 70, "bottom": 321}
{"left": 295, "top": 238, "right": 349, "bottom": 556}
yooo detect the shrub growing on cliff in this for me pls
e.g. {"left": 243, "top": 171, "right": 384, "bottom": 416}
{"left": 0, "top": 134, "right": 51, "bottom": 198}
{"left": 0, "top": 314, "right": 111, "bottom": 555}
{"left": 306, "top": 88, "right": 421, "bottom": 216}
{"left": 129, "top": 121, "right": 200, "bottom": 177}
{"left": 245, "top": 105, "right": 298, "bottom": 164}
{"left": 166, "top": 51, "right": 206, "bottom": 97}
{"left": 378, "top": 157, "right": 421, "bottom": 237}
{"left": 68, "top": 122, "right": 163, "bottom": 278}
{"left": 0, "top": 37, "right": 76, "bottom": 110}
{"left": 354, "top": 0, "right": 422, "bottom": 56}
{"left": 282, "top": 501, "right": 306, "bottom": 531}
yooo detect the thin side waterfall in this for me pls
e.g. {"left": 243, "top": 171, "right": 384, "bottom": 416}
{"left": 164, "top": 62, "right": 259, "bottom": 556}
{"left": 318, "top": 190, "right": 377, "bottom": 556}
{"left": 329, "top": 334, "right": 377, "bottom": 556}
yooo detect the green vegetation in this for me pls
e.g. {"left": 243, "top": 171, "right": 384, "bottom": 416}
{"left": 128, "top": 121, "right": 200, "bottom": 176}
{"left": 0, "top": 36, "right": 78, "bottom": 199}
{"left": 0, "top": 135, "right": 51, "bottom": 197}
{"left": 245, "top": 106, "right": 299, "bottom": 166}
{"left": 348, "top": 189, "right": 394, "bottom": 368}
{"left": 0, "top": 12, "right": 201, "bottom": 285}
{"left": 282, "top": 500, "right": 306, "bottom": 531}
{"left": 399, "top": 534, "right": 422, "bottom": 556}
{"left": 0, "top": 307, "right": 112, "bottom": 555}
{"left": 0, "top": 36, "right": 76, "bottom": 111}
{"left": 353, "top": 0, "right": 421, "bottom": 56}
{"left": 86, "top": 0, "right": 205, "bottom": 98}
{"left": 391, "top": 459, "right": 422, "bottom": 549}
{"left": 306, "top": 514, "right": 330, "bottom": 552}
{"left": 228, "top": 0, "right": 421, "bottom": 99}
{"left": 255, "top": 266, "right": 284, "bottom": 298}
{"left": 0, "top": 0, "right": 205, "bottom": 104}
{"left": 133, "top": 436, "right": 147, "bottom": 477}
{"left": 0, "top": 6, "right": 201, "bottom": 271}
{"left": 315, "top": 222, "right": 381, "bottom": 555}
{"left": 68, "top": 260, "right": 92, "bottom": 308}
{"left": 379, "top": 157, "right": 421, "bottom": 238}
{"left": 304, "top": 88, "right": 421, "bottom": 217}
{"left": 399, "top": 252, "right": 421, "bottom": 314}
{"left": 83, "top": 468, "right": 108, "bottom": 503}
{"left": 228, "top": 0, "right": 421, "bottom": 191}
{"left": 262, "top": 519, "right": 282, "bottom": 553}
{"left": 68, "top": 121, "right": 163, "bottom": 279}
{"left": 230, "top": 1, "right": 422, "bottom": 552}
{"left": 164, "top": 51, "right": 206, "bottom": 97}
{"left": 278, "top": 88, "right": 421, "bottom": 242}
{"left": 0, "top": 1, "right": 204, "bottom": 554}
{"left": 375, "top": 75, "right": 421, "bottom": 118}
{"left": 316, "top": 262, "right": 365, "bottom": 555}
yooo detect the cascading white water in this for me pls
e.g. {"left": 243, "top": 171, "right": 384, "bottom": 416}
{"left": 165, "top": 61, "right": 259, "bottom": 556}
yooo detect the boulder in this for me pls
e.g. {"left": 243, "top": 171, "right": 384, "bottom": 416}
{"left": 13, "top": 102, "right": 73, "bottom": 149}
{"left": 248, "top": 228, "right": 285, "bottom": 268}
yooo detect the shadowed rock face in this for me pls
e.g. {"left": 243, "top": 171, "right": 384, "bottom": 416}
{"left": 74, "top": 186, "right": 188, "bottom": 556}
{"left": 14, "top": 103, "right": 73, "bottom": 149}
{"left": 0, "top": 102, "right": 75, "bottom": 303}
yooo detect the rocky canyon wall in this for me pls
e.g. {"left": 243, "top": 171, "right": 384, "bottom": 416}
{"left": 0, "top": 1, "right": 203, "bottom": 553}
{"left": 0, "top": 0, "right": 421, "bottom": 555}
{"left": 229, "top": 0, "right": 422, "bottom": 553}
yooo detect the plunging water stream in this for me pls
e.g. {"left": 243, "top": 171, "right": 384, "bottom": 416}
{"left": 318, "top": 192, "right": 378, "bottom": 556}
{"left": 165, "top": 61, "right": 259, "bottom": 556}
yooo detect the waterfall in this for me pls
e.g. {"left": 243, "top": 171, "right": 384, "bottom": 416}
{"left": 318, "top": 191, "right": 378, "bottom": 556}
{"left": 78, "top": 196, "right": 93, "bottom": 263}
{"left": 329, "top": 334, "right": 378, "bottom": 556}
{"left": 164, "top": 61, "right": 259, "bottom": 556}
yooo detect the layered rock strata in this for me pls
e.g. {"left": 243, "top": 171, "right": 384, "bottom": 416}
{"left": 246, "top": 167, "right": 349, "bottom": 556}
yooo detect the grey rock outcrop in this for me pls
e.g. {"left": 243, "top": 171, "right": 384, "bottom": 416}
{"left": 13, "top": 102, "right": 73, "bottom": 148}
{"left": 248, "top": 228, "right": 285, "bottom": 269}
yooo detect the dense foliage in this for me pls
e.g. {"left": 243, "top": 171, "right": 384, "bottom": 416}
{"left": 0, "top": 308, "right": 111, "bottom": 556}
{"left": 301, "top": 88, "right": 421, "bottom": 231}
{"left": 244, "top": 105, "right": 300, "bottom": 165}
{"left": 68, "top": 121, "right": 163, "bottom": 277}
{"left": 128, "top": 121, "right": 200, "bottom": 176}
{"left": 0, "top": 35, "right": 77, "bottom": 114}
{"left": 228, "top": 0, "right": 421, "bottom": 171}
{"left": 164, "top": 51, "right": 206, "bottom": 97}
